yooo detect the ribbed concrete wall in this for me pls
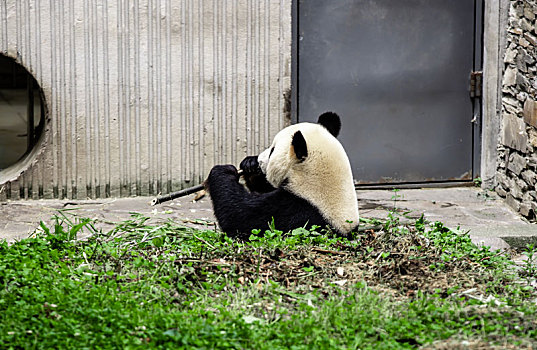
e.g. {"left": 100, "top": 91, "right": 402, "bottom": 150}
{"left": 0, "top": 0, "right": 291, "bottom": 200}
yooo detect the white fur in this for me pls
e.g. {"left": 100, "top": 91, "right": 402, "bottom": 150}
{"left": 258, "top": 122, "right": 359, "bottom": 234}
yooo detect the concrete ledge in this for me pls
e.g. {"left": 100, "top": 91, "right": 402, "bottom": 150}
{"left": 357, "top": 187, "right": 536, "bottom": 251}
{"left": 0, "top": 188, "right": 535, "bottom": 252}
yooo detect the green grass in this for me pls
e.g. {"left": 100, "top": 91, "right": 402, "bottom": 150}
{"left": 1, "top": 212, "right": 536, "bottom": 349}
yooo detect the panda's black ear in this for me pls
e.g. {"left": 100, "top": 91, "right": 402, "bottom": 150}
{"left": 291, "top": 131, "right": 308, "bottom": 161}
{"left": 317, "top": 112, "right": 341, "bottom": 137}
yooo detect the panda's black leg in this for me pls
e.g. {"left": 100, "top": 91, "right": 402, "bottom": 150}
{"left": 207, "top": 165, "right": 262, "bottom": 237}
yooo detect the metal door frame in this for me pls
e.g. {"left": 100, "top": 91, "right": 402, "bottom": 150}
{"left": 291, "top": 0, "right": 485, "bottom": 188}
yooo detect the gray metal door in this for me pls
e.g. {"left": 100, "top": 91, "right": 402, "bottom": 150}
{"left": 295, "top": 0, "right": 482, "bottom": 185}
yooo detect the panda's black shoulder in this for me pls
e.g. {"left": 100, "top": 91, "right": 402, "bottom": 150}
{"left": 261, "top": 188, "right": 332, "bottom": 232}
{"left": 222, "top": 187, "right": 331, "bottom": 238}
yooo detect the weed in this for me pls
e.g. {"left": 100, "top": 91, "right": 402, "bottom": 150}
{"left": 519, "top": 244, "right": 537, "bottom": 283}
{"left": 391, "top": 188, "right": 402, "bottom": 210}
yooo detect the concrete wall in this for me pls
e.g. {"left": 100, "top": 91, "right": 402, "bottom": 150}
{"left": 496, "top": 0, "right": 537, "bottom": 221}
{"left": 482, "top": 0, "right": 509, "bottom": 189}
{"left": 0, "top": 0, "right": 291, "bottom": 200}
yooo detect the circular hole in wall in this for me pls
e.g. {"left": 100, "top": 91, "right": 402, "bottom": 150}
{"left": 0, "top": 54, "right": 45, "bottom": 172}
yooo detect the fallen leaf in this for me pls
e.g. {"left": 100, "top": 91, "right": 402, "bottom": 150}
{"left": 332, "top": 280, "right": 348, "bottom": 286}
{"left": 243, "top": 315, "right": 264, "bottom": 324}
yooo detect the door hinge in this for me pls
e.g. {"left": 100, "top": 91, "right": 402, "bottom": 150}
{"left": 470, "top": 71, "right": 482, "bottom": 98}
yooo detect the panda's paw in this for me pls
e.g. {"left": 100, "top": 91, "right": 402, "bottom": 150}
{"left": 209, "top": 164, "right": 240, "bottom": 181}
{"left": 240, "top": 156, "right": 261, "bottom": 175}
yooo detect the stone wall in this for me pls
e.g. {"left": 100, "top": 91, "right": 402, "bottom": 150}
{"left": 497, "top": 0, "right": 537, "bottom": 221}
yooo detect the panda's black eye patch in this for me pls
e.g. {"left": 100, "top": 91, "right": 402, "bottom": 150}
{"left": 269, "top": 147, "right": 275, "bottom": 158}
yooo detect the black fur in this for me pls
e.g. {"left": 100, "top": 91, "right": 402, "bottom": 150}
{"left": 317, "top": 112, "right": 341, "bottom": 137}
{"left": 292, "top": 131, "right": 308, "bottom": 161}
{"left": 239, "top": 156, "right": 275, "bottom": 193}
{"left": 207, "top": 164, "right": 331, "bottom": 239}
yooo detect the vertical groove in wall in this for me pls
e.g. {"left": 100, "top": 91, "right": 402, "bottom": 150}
{"left": 198, "top": 0, "right": 205, "bottom": 182}
{"left": 134, "top": 0, "right": 141, "bottom": 196}
{"left": 211, "top": 0, "right": 217, "bottom": 167}
{"left": 261, "top": 0, "right": 266, "bottom": 148}
{"left": 278, "top": 0, "right": 283, "bottom": 131}
{"left": 117, "top": 0, "right": 124, "bottom": 196}
{"left": 92, "top": 0, "right": 100, "bottom": 198}
{"left": 68, "top": 0, "right": 77, "bottom": 198}
{"left": 102, "top": 0, "right": 111, "bottom": 197}
{"left": 124, "top": 0, "right": 131, "bottom": 196}
{"left": 151, "top": 0, "right": 155, "bottom": 190}
{"left": 156, "top": 0, "right": 163, "bottom": 193}
{"left": 231, "top": 0, "right": 237, "bottom": 166}
{"left": 185, "top": 0, "right": 190, "bottom": 182}
{"left": 127, "top": 0, "right": 133, "bottom": 196}
{"left": 83, "top": 0, "right": 91, "bottom": 197}
{"left": 246, "top": 0, "right": 252, "bottom": 153}
{"left": 188, "top": 0, "right": 195, "bottom": 183}
{"left": 156, "top": 0, "right": 161, "bottom": 192}
{"left": 221, "top": 0, "right": 227, "bottom": 166}
{"left": 264, "top": 0, "right": 270, "bottom": 147}
{"left": 24, "top": 1, "right": 30, "bottom": 74}
{"left": 1, "top": 1, "right": 6, "bottom": 54}
{"left": 56, "top": 0, "right": 64, "bottom": 199}
{"left": 50, "top": 0, "right": 58, "bottom": 198}
{"left": 24, "top": 1, "right": 32, "bottom": 198}
{"left": 255, "top": 0, "right": 260, "bottom": 152}
{"left": 196, "top": 0, "right": 201, "bottom": 180}
{"left": 89, "top": 0, "right": 95, "bottom": 198}
{"left": 121, "top": 0, "right": 127, "bottom": 196}
{"left": 37, "top": 0, "right": 44, "bottom": 198}
{"left": 35, "top": 0, "right": 41, "bottom": 83}
{"left": 185, "top": 0, "right": 189, "bottom": 184}
{"left": 214, "top": 0, "right": 219, "bottom": 166}
{"left": 0, "top": 0, "right": 291, "bottom": 200}
{"left": 15, "top": 1, "right": 20, "bottom": 60}
{"left": 255, "top": 0, "right": 261, "bottom": 151}
{"left": 59, "top": 0, "right": 66, "bottom": 198}
{"left": 250, "top": 0, "right": 255, "bottom": 152}
{"left": 180, "top": 1, "right": 186, "bottom": 183}
{"left": 165, "top": 0, "right": 171, "bottom": 193}
{"left": 147, "top": 0, "right": 154, "bottom": 194}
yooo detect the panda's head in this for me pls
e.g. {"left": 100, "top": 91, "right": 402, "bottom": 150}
{"left": 258, "top": 112, "right": 342, "bottom": 187}
{"left": 257, "top": 112, "right": 359, "bottom": 234}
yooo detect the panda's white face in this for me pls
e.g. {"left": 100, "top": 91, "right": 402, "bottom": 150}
{"left": 255, "top": 114, "right": 359, "bottom": 234}
{"left": 257, "top": 123, "right": 315, "bottom": 188}
{"left": 257, "top": 145, "right": 271, "bottom": 175}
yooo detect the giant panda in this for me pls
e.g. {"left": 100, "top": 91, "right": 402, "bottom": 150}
{"left": 206, "top": 112, "right": 359, "bottom": 239}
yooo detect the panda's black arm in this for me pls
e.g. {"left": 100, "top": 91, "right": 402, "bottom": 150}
{"left": 239, "top": 156, "right": 275, "bottom": 193}
{"left": 207, "top": 165, "right": 330, "bottom": 238}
